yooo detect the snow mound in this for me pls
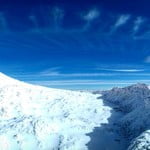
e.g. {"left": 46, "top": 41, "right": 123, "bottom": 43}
{"left": 0, "top": 73, "right": 111, "bottom": 150}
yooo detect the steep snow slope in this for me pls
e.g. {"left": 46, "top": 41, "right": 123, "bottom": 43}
{"left": 0, "top": 73, "right": 111, "bottom": 150}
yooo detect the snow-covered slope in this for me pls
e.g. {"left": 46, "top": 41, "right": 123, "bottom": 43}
{"left": 0, "top": 73, "right": 111, "bottom": 150}
{"left": 1, "top": 73, "right": 150, "bottom": 150}
{"left": 101, "top": 84, "right": 150, "bottom": 149}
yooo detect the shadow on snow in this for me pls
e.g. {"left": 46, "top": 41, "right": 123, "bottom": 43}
{"left": 86, "top": 95, "right": 128, "bottom": 150}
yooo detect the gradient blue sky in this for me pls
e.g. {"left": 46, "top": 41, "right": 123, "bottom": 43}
{"left": 0, "top": 0, "right": 150, "bottom": 89}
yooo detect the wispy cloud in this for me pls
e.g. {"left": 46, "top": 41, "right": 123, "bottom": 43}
{"left": 38, "top": 72, "right": 115, "bottom": 77}
{"left": 82, "top": 8, "right": 100, "bottom": 31}
{"left": 99, "top": 68, "right": 144, "bottom": 72}
{"left": 39, "top": 67, "right": 61, "bottom": 76}
{"left": 112, "top": 14, "right": 130, "bottom": 31}
{"left": 29, "top": 79, "right": 150, "bottom": 87}
{"left": 133, "top": 17, "right": 145, "bottom": 33}
{"left": 52, "top": 7, "right": 64, "bottom": 30}
{"left": 12, "top": 72, "right": 119, "bottom": 80}
{"left": 10, "top": 66, "right": 149, "bottom": 82}
{"left": 34, "top": 67, "right": 124, "bottom": 77}
{"left": 145, "top": 56, "right": 150, "bottom": 63}
{"left": 83, "top": 9, "right": 100, "bottom": 21}
{"left": 13, "top": 72, "right": 150, "bottom": 82}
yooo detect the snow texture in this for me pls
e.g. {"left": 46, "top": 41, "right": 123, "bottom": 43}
{"left": 0, "top": 73, "right": 111, "bottom": 150}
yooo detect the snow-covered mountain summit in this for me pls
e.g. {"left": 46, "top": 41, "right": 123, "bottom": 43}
{"left": 0, "top": 73, "right": 111, "bottom": 150}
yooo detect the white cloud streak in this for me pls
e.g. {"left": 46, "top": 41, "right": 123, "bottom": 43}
{"left": 133, "top": 17, "right": 145, "bottom": 33}
{"left": 39, "top": 67, "right": 61, "bottom": 76}
{"left": 113, "top": 14, "right": 130, "bottom": 29}
{"left": 12, "top": 73, "right": 150, "bottom": 82}
{"left": 82, "top": 8, "right": 100, "bottom": 31}
{"left": 40, "top": 73, "right": 115, "bottom": 77}
{"left": 38, "top": 68, "right": 117, "bottom": 77}
{"left": 11, "top": 67, "right": 148, "bottom": 81}
{"left": 15, "top": 73, "right": 116, "bottom": 79}
{"left": 99, "top": 69, "right": 144, "bottom": 72}
{"left": 83, "top": 9, "right": 100, "bottom": 21}
{"left": 29, "top": 79, "right": 150, "bottom": 86}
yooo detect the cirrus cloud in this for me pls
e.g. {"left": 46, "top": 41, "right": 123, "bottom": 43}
{"left": 112, "top": 14, "right": 130, "bottom": 31}
{"left": 83, "top": 8, "right": 100, "bottom": 21}
{"left": 133, "top": 16, "right": 145, "bottom": 33}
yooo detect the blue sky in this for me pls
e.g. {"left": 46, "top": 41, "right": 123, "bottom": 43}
{"left": 0, "top": 0, "right": 150, "bottom": 89}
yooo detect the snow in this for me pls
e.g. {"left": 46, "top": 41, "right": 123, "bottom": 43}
{"left": 128, "top": 130, "right": 150, "bottom": 150}
{"left": 1, "top": 73, "right": 150, "bottom": 150}
{"left": 0, "top": 73, "right": 112, "bottom": 150}
{"left": 101, "top": 84, "right": 150, "bottom": 149}
{"left": 87, "top": 100, "right": 128, "bottom": 150}
{"left": 102, "top": 83, "right": 150, "bottom": 113}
